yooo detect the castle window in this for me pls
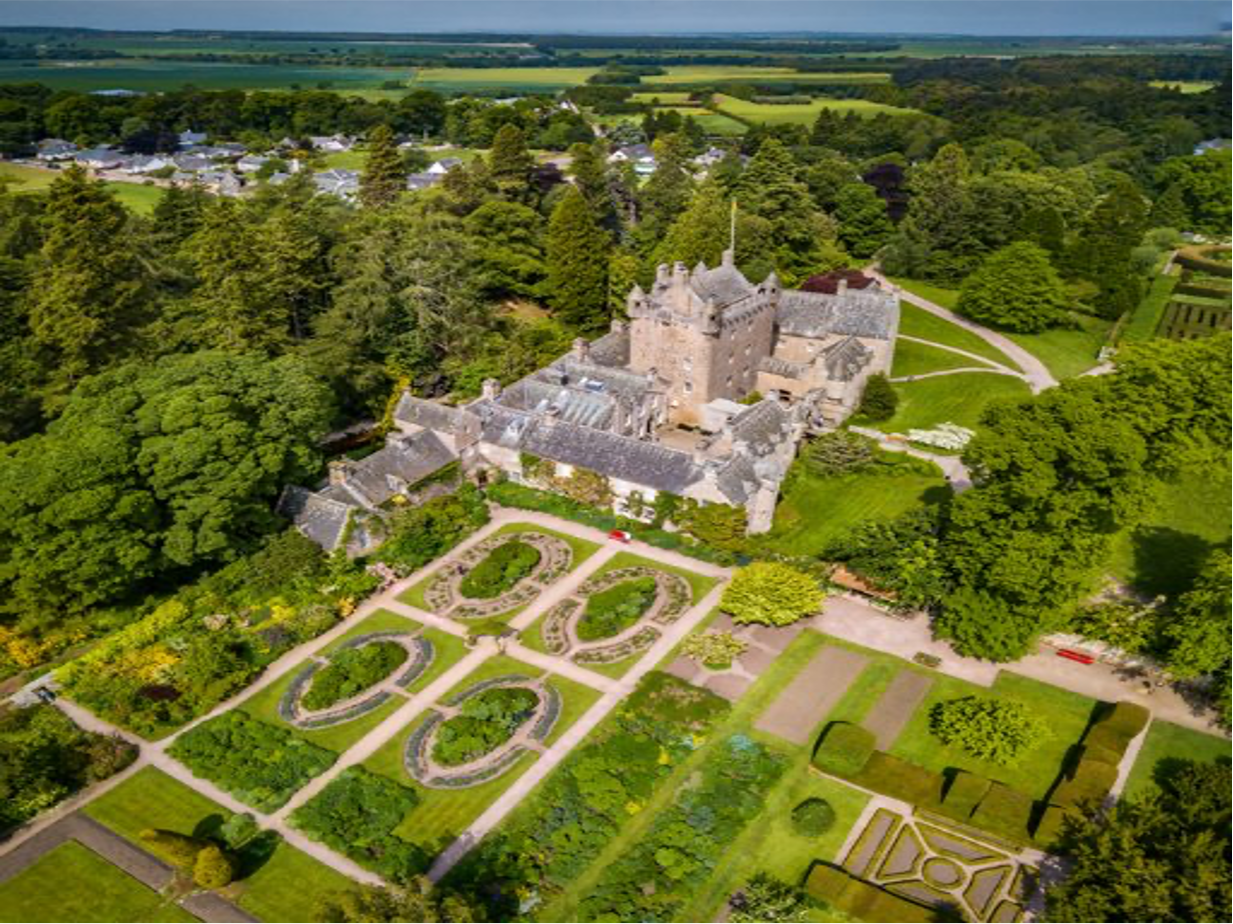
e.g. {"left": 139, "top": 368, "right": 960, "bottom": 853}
{"left": 684, "top": 381, "right": 692, "bottom": 393}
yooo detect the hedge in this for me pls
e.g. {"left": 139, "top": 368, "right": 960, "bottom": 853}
{"left": 1078, "top": 742, "right": 1123, "bottom": 767}
{"left": 1175, "top": 245, "right": 1233, "bottom": 277}
{"left": 1033, "top": 803, "right": 1079, "bottom": 849}
{"left": 940, "top": 771, "right": 992, "bottom": 819}
{"left": 1082, "top": 722, "right": 1133, "bottom": 756}
{"left": 851, "top": 752, "right": 946, "bottom": 807}
{"left": 968, "top": 782, "right": 1035, "bottom": 844}
{"left": 1051, "top": 758, "right": 1118, "bottom": 809}
{"left": 812, "top": 722, "right": 876, "bottom": 776}
{"left": 805, "top": 863, "right": 937, "bottom": 923}
{"left": 1096, "top": 701, "right": 1151, "bottom": 739}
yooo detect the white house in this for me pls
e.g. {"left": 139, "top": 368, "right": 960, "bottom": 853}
{"left": 426, "top": 157, "right": 463, "bottom": 176}
{"left": 309, "top": 134, "right": 356, "bottom": 153}
{"left": 178, "top": 130, "right": 207, "bottom": 148}
{"left": 36, "top": 138, "right": 78, "bottom": 161}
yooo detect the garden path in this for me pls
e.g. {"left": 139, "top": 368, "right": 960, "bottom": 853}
{"left": 895, "top": 333, "right": 1022, "bottom": 376}
{"left": 848, "top": 425, "right": 972, "bottom": 491}
{"left": 868, "top": 268, "right": 1058, "bottom": 393}
{"left": 891, "top": 365, "right": 1024, "bottom": 383}
{"left": 1108, "top": 717, "right": 1152, "bottom": 800}
{"left": 754, "top": 645, "right": 868, "bottom": 744}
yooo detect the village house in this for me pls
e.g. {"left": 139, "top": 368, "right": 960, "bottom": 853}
{"left": 280, "top": 258, "right": 899, "bottom": 550}
{"left": 36, "top": 138, "right": 78, "bottom": 161}
{"left": 426, "top": 157, "right": 464, "bottom": 176}
{"left": 74, "top": 147, "right": 127, "bottom": 170}
{"left": 313, "top": 167, "right": 360, "bottom": 200}
{"left": 309, "top": 134, "right": 356, "bottom": 152}
{"left": 236, "top": 154, "right": 269, "bottom": 173}
{"left": 178, "top": 130, "right": 208, "bottom": 148}
{"left": 608, "top": 143, "right": 657, "bottom": 175}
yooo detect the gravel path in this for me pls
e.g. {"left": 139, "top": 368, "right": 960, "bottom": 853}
{"left": 754, "top": 646, "right": 869, "bottom": 744}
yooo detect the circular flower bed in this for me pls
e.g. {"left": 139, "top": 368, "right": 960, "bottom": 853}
{"left": 403, "top": 676, "right": 561, "bottom": 788}
{"left": 459, "top": 540, "right": 541, "bottom": 600}
{"left": 279, "top": 633, "right": 432, "bottom": 730}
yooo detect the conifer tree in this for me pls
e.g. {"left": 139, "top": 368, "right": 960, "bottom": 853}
{"left": 545, "top": 185, "right": 610, "bottom": 330}
{"left": 1148, "top": 182, "right": 1187, "bottom": 231}
{"left": 27, "top": 166, "right": 148, "bottom": 390}
{"left": 834, "top": 181, "right": 893, "bottom": 258}
{"left": 567, "top": 140, "right": 614, "bottom": 224}
{"left": 151, "top": 181, "right": 211, "bottom": 247}
{"left": 957, "top": 241, "right": 1068, "bottom": 332}
{"left": 891, "top": 142, "right": 980, "bottom": 281}
{"left": 488, "top": 124, "right": 535, "bottom": 203}
{"left": 857, "top": 373, "right": 899, "bottom": 421}
{"left": 1070, "top": 176, "right": 1148, "bottom": 318}
{"left": 359, "top": 124, "right": 407, "bottom": 209}
{"left": 1020, "top": 206, "right": 1066, "bottom": 262}
{"left": 639, "top": 133, "right": 694, "bottom": 237}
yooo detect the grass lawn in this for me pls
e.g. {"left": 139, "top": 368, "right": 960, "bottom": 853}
{"left": 320, "top": 608, "right": 421, "bottom": 651}
{"left": 714, "top": 92, "right": 917, "bottom": 124}
{"left": 1107, "top": 465, "right": 1232, "bottom": 596}
{"left": 398, "top": 522, "right": 600, "bottom": 614}
{"left": 319, "top": 148, "right": 368, "bottom": 170}
{"left": 85, "top": 765, "right": 228, "bottom": 843}
{"left": 237, "top": 663, "right": 407, "bottom": 754}
{"left": 1122, "top": 266, "right": 1180, "bottom": 342}
{"left": 1122, "top": 719, "right": 1230, "bottom": 798}
{"left": 232, "top": 840, "right": 356, "bottom": 922}
{"left": 440, "top": 652, "right": 545, "bottom": 700}
{"left": 541, "top": 674, "right": 605, "bottom": 746}
{"left": 765, "top": 466, "right": 948, "bottom": 557}
{"left": 600, "top": 550, "right": 718, "bottom": 603}
{"left": 892, "top": 338, "right": 993, "bottom": 376}
{"left": 896, "top": 299, "right": 1018, "bottom": 368}
{"left": 889, "top": 671, "right": 1100, "bottom": 801}
{"left": 0, "top": 840, "right": 195, "bottom": 923}
{"left": 408, "top": 66, "right": 600, "bottom": 92}
{"left": 867, "top": 372, "right": 1031, "bottom": 434}
{"left": 1005, "top": 314, "right": 1112, "bottom": 379}
{"left": 0, "top": 162, "right": 162, "bottom": 214}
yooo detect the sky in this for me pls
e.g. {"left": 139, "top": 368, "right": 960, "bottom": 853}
{"left": 0, "top": 1, "right": 1226, "bottom": 37}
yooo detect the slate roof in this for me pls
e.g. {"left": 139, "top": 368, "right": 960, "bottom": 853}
{"left": 776, "top": 289, "right": 896, "bottom": 340}
{"left": 713, "top": 454, "right": 760, "bottom": 504}
{"left": 503, "top": 380, "right": 615, "bottom": 430}
{"left": 477, "top": 403, "right": 704, "bottom": 495}
{"left": 822, "top": 336, "right": 873, "bottom": 382}
{"left": 689, "top": 262, "right": 755, "bottom": 308}
{"left": 545, "top": 357, "right": 655, "bottom": 401}
{"left": 393, "top": 394, "right": 475, "bottom": 435}
{"left": 586, "top": 327, "right": 631, "bottom": 367}
{"left": 728, "top": 399, "right": 792, "bottom": 455}
{"left": 758, "top": 356, "right": 808, "bottom": 380}
{"left": 277, "top": 485, "right": 356, "bottom": 551}
{"left": 339, "top": 430, "right": 456, "bottom": 507}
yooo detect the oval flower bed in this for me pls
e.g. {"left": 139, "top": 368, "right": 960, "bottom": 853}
{"left": 432, "top": 686, "right": 540, "bottom": 766}
{"left": 303, "top": 641, "right": 408, "bottom": 711}
{"left": 459, "top": 540, "right": 541, "bottom": 600}
{"left": 577, "top": 576, "right": 658, "bottom": 641}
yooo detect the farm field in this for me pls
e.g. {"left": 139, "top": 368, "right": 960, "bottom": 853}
{"left": 406, "top": 66, "right": 599, "bottom": 91}
{"left": 642, "top": 65, "right": 892, "bottom": 85}
{"left": 1149, "top": 80, "right": 1217, "bottom": 93}
{"left": 713, "top": 92, "right": 918, "bottom": 124}
{"left": 0, "top": 161, "right": 163, "bottom": 215}
{"left": 0, "top": 58, "right": 411, "bottom": 92}
{"left": 765, "top": 464, "right": 948, "bottom": 557}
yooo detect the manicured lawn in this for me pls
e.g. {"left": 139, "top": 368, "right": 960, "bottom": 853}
{"left": 1107, "top": 465, "right": 1232, "bottom": 596}
{"left": 319, "top": 148, "right": 368, "bottom": 170}
{"left": 600, "top": 550, "right": 719, "bottom": 603}
{"left": 896, "top": 300, "right": 1018, "bottom": 368}
{"left": 891, "top": 338, "right": 992, "bottom": 376}
{"left": 0, "top": 840, "right": 195, "bottom": 923}
{"left": 541, "top": 673, "right": 605, "bottom": 746}
{"left": 765, "top": 466, "right": 948, "bottom": 557}
{"left": 233, "top": 840, "right": 356, "bottom": 923}
{"left": 1123, "top": 719, "right": 1230, "bottom": 798}
{"left": 237, "top": 662, "right": 407, "bottom": 754}
{"left": 321, "top": 608, "right": 421, "bottom": 652}
{"left": 399, "top": 522, "right": 601, "bottom": 614}
{"left": 867, "top": 371, "right": 1031, "bottom": 434}
{"left": 85, "top": 766, "right": 228, "bottom": 844}
{"left": 1005, "top": 314, "right": 1112, "bottom": 379}
{"left": 889, "top": 671, "right": 1101, "bottom": 801}
{"left": 1122, "top": 266, "right": 1179, "bottom": 342}
{"left": 439, "top": 652, "right": 544, "bottom": 701}
{"left": 107, "top": 181, "right": 164, "bottom": 215}
{"left": 891, "top": 277, "right": 961, "bottom": 310}
{"left": 714, "top": 93, "right": 918, "bottom": 124}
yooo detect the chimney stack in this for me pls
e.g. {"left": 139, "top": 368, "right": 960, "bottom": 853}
{"left": 572, "top": 337, "right": 590, "bottom": 362}
{"left": 481, "top": 378, "right": 502, "bottom": 401}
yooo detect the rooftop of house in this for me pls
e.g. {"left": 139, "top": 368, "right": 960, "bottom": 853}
{"left": 333, "top": 430, "right": 456, "bottom": 508}
{"left": 776, "top": 288, "right": 897, "bottom": 341}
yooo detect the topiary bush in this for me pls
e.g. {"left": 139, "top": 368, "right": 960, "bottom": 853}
{"left": 929, "top": 696, "right": 1049, "bottom": 766}
{"left": 812, "top": 722, "right": 876, "bottom": 776}
{"left": 459, "top": 540, "right": 541, "bottom": 599}
{"left": 192, "top": 844, "right": 235, "bottom": 889}
{"left": 577, "top": 576, "right": 658, "bottom": 641}
{"left": 140, "top": 828, "right": 209, "bottom": 869}
{"left": 302, "top": 641, "right": 406, "bottom": 711}
{"left": 791, "top": 797, "right": 837, "bottom": 837}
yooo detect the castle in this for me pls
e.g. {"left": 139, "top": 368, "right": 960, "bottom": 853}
{"left": 279, "top": 256, "right": 899, "bottom": 552}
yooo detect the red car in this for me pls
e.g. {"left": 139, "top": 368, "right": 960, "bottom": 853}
{"left": 608, "top": 529, "right": 632, "bottom": 543}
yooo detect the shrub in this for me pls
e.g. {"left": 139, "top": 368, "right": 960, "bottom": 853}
{"left": 805, "top": 431, "right": 876, "bottom": 476}
{"left": 805, "top": 864, "right": 935, "bottom": 922}
{"left": 853, "top": 752, "right": 946, "bottom": 807}
{"left": 1051, "top": 758, "right": 1118, "bottom": 808}
{"left": 940, "top": 771, "right": 992, "bottom": 819}
{"left": 1033, "top": 803, "right": 1079, "bottom": 848}
{"left": 458, "top": 541, "right": 540, "bottom": 599}
{"left": 969, "top": 782, "right": 1035, "bottom": 844}
{"left": 812, "top": 722, "right": 876, "bottom": 776}
{"left": 168, "top": 711, "right": 336, "bottom": 812}
{"left": 857, "top": 373, "right": 899, "bottom": 421}
{"left": 140, "top": 829, "right": 209, "bottom": 869}
{"left": 681, "top": 630, "right": 748, "bottom": 669}
{"left": 928, "top": 696, "right": 1049, "bottom": 766}
{"left": 722, "top": 563, "right": 823, "bottom": 627}
{"left": 730, "top": 872, "right": 812, "bottom": 923}
{"left": 432, "top": 687, "right": 538, "bottom": 766}
{"left": 577, "top": 577, "right": 657, "bottom": 641}
{"left": 193, "top": 844, "right": 235, "bottom": 889}
{"left": 791, "top": 798, "right": 837, "bottom": 836}
{"left": 290, "top": 766, "right": 427, "bottom": 882}
{"left": 302, "top": 641, "right": 406, "bottom": 711}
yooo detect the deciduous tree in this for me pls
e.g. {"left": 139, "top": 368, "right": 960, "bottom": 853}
{"left": 957, "top": 241, "right": 1069, "bottom": 332}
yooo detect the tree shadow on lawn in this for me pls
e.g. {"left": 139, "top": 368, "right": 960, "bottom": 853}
{"left": 1128, "top": 526, "right": 1218, "bottom": 598}
{"left": 191, "top": 814, "right": 280, "bottom": 880}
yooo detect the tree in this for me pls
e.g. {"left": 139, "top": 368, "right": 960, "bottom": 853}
{"left": 316, "top": 878, "right": 478, "bottom": 923}
{"left": 567, "top": 140, "right": 614, "bottom": 226}
{"left": 0, "top": 351, "right": 334, "bottom": 617}
{"left": 956, "top": 241, "right": 1069, "bottom": 333}
{"left": 1046, "top": 761, "right": 1231, "bottom": 923}
{"left": 193, "top": 844, "right": 235, "bottom": 889}
{"left": 791, "top": 798, "right": 836, "bottom": 836}
{"left": 140, "top": 829, "right": 209, "bottom": 869}
{"left": 1148, "top": 182, "right": 1188, "bottom": 230}
{"left": 804, "top": 430, "right": 876, "bottom": 476}
{"left": 464, "top": 200, "right": 545, "bottom": 299}
{"left": 929, "top": 696, "right": 1049, "bottom": 765}
{"left": 1162, "top": 550, "right": 1231, "bottom": 679}
{"left": 833, "top": 181, "right": 893, "bottom": 258}
{"left": 487, "top": 124, "right": 534, "bottom": 203}
{"left": 1154, "top": 148, "right": 1232, "bottom": 235}
{"left": 730, "top": 873, "right": 811, "bottom": 924}
{"left": 721, "top": 563, "right": 823, "bottom": 626}
{"left": 545, "top": 185, "right": 610, "bottom": 330}
{"left": 885, "top": 142, "right": 980, "bottom": 282}
{"left": 359, "top": 124, "right": 407, "bottom": 209}
{"left": 1020, "top": 206, "right": 1066, "bottom": 261}
{"left": 639, "top": 132, "right": 694, "bottom": 237}
{"left": 655, "top": 180, "right": 775, "bottom": 274}
{"left": 27, "top": 166, "right": 148, "bottom": 391}
{"left": 1069, "top": 175, "right": 1148, "bottom": 318}
{"left": 856, "top": 373, "right": 898, "bottom": 421}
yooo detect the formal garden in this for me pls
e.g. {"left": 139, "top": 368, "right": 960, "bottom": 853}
{"left": 398, "top": 523, "right": 600, "bottom": 623}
